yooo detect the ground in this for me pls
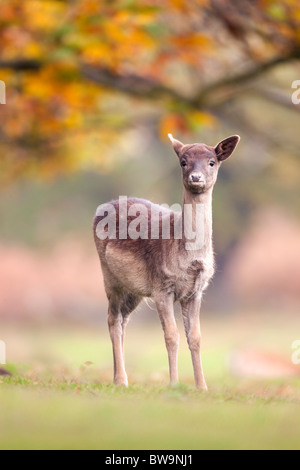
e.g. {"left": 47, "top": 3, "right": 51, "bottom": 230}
{"left": 0, "top": 311, "right": 299, "bottom": 450}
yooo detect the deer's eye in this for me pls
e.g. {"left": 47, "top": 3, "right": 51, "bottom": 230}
{"left": 181, "top": 161, "right": 187, "bottom": 167}
{"left": 209, "top": 161, "right": 215, "bottom": 167}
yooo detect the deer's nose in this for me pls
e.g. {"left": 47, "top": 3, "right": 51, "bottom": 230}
{"left": 189, "top": 173, "right": 204, "bottom": 183}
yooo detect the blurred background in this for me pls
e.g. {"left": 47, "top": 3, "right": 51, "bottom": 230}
{"left": 0, "top": 0, "right": 300, "bottom": 381}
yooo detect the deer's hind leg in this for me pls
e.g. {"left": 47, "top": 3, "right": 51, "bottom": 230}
{"left": 108, "top": 291, "right": 141, "bottom": 386}
{"left": 120, "top": 293, "right": 142, "bottom": 358}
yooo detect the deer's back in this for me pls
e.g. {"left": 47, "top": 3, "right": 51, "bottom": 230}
{"left": 93, "top": 198, "right": 214, "bottom": 300}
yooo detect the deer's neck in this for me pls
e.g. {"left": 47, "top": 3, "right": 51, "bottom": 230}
{"left": 182, "top": 188, "right": 213, "bottom": 255}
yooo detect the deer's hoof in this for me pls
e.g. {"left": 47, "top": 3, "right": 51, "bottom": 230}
{"left": 196, "top": 383, "right": 208, "bottom": 392}
{"left": 114, "top": 377, "right": 128, "bottom": 387}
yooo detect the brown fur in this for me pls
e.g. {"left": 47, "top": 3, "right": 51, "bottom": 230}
{"left": 94, "top": 134, "right": 240, "bottom": 388}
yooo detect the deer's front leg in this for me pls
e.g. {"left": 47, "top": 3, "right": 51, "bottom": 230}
{"left": 181, "top": 296, "right": 207, "bottom": 391}
{"left": 155, "top": 293, "right": 179, "bottom": 386}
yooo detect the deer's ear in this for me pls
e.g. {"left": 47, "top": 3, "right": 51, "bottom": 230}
{"left": 215, "top": 135, "right": 240, "bottom": 161}
{"left": 168, "top": 134, "right": 184, "bottom": 156}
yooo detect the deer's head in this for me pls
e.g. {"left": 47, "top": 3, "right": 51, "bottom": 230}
{"left": 168, "top": 134, "right": 240, "bottom": 194}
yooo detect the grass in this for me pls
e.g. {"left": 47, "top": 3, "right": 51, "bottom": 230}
{"left": 0, "top": 312, "right": 300, "bottom": 450}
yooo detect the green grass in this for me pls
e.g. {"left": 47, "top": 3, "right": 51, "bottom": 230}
{"left": 0, "top": 313, "right": 300, "bottom": 450}
{"left": 1, "top": 377, "right": 300, "bottom": 450}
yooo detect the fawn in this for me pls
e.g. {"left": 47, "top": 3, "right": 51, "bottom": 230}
{"left": 94, "top": 133, "right": 240, "bottom": 389}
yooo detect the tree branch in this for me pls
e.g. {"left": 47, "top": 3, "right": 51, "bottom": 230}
{"left": 0, "top": 59, "right": 42, "bottom": 71}
{"left": 252, "top": 85, "right": 300, "bottom": 112}
{"left": 81, "top": 64, "right": 184, "bottom": 102}
{"left": 1, "top": 51, "right": 299, "bottom": 114}
{"left": 192, "top": 52, "right": 300, "bottom": 108}
{"left": 81, "top": 51, "right": 300, "bottom": 111}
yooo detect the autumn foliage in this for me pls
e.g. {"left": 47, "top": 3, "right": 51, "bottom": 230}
{"left": 0, "top": 0, "right": 300, "bottom": 182}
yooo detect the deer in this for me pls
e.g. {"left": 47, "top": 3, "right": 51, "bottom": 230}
{"left": 93, "top": 133, "right": 240, "bottom": 390}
